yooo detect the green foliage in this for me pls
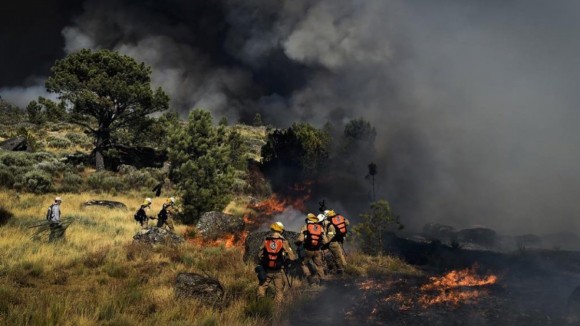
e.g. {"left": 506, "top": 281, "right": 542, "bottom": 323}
{"left": 59, "top": 173, "right": 84, "bottom": 193}
{"left": 14, "top": 170, "right": 54, "bottom": 194}
{"left": 219, "top": 116, "right": 229, "bottom": 126}
{"left": 26, "top": 100, "right": 46, "bottom": 124}
{"left": 46, "top": 135, "right": 72, "bottom": 149}
{"left": 45, "top": 48, "right": 170, "bottom": 171}
{"left": 261, "top": 122, "right": 330, "bottom": 191}
{"left": 253, "top": 113, "right": 263, "bottom": 127}
{"left": 352, "top": 200, "right": 404, "bottom": 255}
{"left": 0, "top": 99, "right": 25, "bottom": 125}
{"left": 244, "top": 298, "right": 274, "bottom": 319}
{"left": 167, "top": 108, "right": 236, "bottom": 224}
{"left": 228, "top": 130, "right": 248, "bottom": 171}
{"left": 343, "top": 117, "right": 376, "bottom": 154}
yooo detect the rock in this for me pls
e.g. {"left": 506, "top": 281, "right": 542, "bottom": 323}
{"left": 82, "top": 200, "right": 127, "bottom": 209}
{"left": 243, "top": 231, "right": 300, "bottom": 263}
{"left": 133, "top": 227, "right": 184, "bottom": 245}
{"left": 458, "top": 228, "right": 497, "bottom": 247}
{"left": 174, "top": 273, "right": 224, "bottom": 303}
{"left": 422, "top": 222, "right": 457, "bottom": 239}
{"left": 0, "top": 137, "right": 28, "bottom": 151}
{"left": 196, "top": 212, "right": 244, "bottom": 239}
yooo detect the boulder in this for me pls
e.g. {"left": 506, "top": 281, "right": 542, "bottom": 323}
{"left": 133, "top": 227, "right": 185, "bottom": 245}
{"left": 457, "top": 228, "right": 497, "bottom": 247}
{"left": 243, "top": 231, "right": 300, "bottom": 263}
{"left": 0, "top": 137, "right": 28, "bottom": 151}
{"left": 196, "top": 212, "right": 244, "bottom": 239}
{"left": 174, "top": 273, "right": 224, "bottom": 303}
{"left": 82, "top": 200, "right": 127, "bottom": 209}
{"left": 422, "top": 222, "right": 457, "bottom": 239}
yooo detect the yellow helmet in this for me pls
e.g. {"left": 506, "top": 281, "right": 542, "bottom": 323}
{"left": 165, "top": 197, "right": 175, "bottom": 205}
{"left": 142, "top": 198, "right": 152, "bottom": 206}
{"left": 270, "top": 222, "right": 284, "bottom": 233}
{"left": 306, "top": 213, "right": 318, "bottom": 223}
{"left": 326, "top": 210, "right": 336, "bottom": 217}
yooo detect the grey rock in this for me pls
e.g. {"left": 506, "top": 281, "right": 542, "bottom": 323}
{"left": 458, "top": 228, "right": 497, "bottom": 247}
{"left": 196, "top": 212, "right": 244, "bottom": 240}
{"left": 243, "top": 230, "right": 300, "bottom": 263}
{"left": 174, "top": 273, "right": 224, "bottom": 303}
{"left": 82, "top": 200, "right": 127, "bottom": 210}
{"left": 133, "top": 227, "right": 184, "bottom": 245}
{"left": 0, "top": 137, "right": 28, "bottom": 151}
{"left": 423, "top": 222, "right": 457, "bottom": 239}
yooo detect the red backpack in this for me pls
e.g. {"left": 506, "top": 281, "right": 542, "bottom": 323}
{"left": 306, "top": 224, "right": 324, "bottom": 249}
{"left": 331, "top": 215, "right": 347, "bottom": 236}
{"left": 262, "top": 237, "right": 284, "bottom": 269}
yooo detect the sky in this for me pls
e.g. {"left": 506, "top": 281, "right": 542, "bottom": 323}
{"left": 1, "top": 0, "right": 579, "bottom": 235}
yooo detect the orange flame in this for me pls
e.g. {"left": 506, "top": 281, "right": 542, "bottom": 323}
{"left": 184, "top": 227, "right": 248, "bottom": 250}
{"left": 419, "top": 267, "right": 497, "bottom": 307}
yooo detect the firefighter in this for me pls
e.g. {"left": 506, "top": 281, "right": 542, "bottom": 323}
{"left": 324, "top": 209, "right": 350, "bottom": 275}
{"left": 157, "top": 197, "right": 175, "bottom": 231}
{"left": 296, "top": 213, "right": 328, "bottom": 286}
{"left": 257, "top": 222, "right": 296, "bottom": 304}
{"left": 134, "top": 198, "right": 152, "bottom": 229}
{"left": 48, "top": 197, "right": 64, "bottom": 242}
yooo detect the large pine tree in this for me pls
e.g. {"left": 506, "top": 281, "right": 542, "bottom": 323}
{"left": 167, "top": 109, "right": 236, "bottom": 223}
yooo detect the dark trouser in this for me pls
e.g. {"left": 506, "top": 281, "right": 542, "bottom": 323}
{"left": 49, "top": 223, "right": 64, "bottom": 242}
{"left": 157, "top": 218, "right": 174, "bottom": 231}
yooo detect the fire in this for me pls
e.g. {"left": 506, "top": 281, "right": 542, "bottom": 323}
{"left": 419, "top": 266, "right": 497, "bottom": 307}
{"left": 184, "top": 227, "right": 248, "bottom": 250}
{"left": 355, "top": 266, "right": 499, "bottom": 312}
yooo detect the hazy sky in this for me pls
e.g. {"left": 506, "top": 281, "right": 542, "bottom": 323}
{"left": 1, "top": 0, "right": 579, "bottom": 235}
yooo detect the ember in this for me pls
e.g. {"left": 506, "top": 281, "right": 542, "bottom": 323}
{"left": 184, "top": 227, "right": 249, "bottom": 249}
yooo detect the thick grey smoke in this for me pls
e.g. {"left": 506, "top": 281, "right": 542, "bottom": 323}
{"left": 2, "top": 0, "right": 579, "bottom": 236}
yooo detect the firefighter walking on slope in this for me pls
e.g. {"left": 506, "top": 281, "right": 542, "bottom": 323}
{"left": 296, "top": 213, "right": 329, "bottom": 286}
{"left": 256, "top": 222, "right": 296, "bottom": 304}
{"left": 323, "top": 209, "right": 350, "bottom": 275}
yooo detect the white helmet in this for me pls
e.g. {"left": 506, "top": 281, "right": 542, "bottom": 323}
{"left": 55, "top": 197, "right": 62, "bottom": 202}
{"left": 317, "top": 214, "right": 326, "bottom": 222}
{"left": 323, "top": 210, "right": 330, "bottom": 216}
{"left": 145, "top": 198, "right": 152, "bottom": 204}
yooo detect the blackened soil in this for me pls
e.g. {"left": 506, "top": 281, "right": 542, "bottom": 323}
{"left": 290, "top": 241, "right": 580, "bottom": 326}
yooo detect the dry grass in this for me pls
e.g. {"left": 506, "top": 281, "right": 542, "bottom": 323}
{"left": 0, "top": 191, "right": 319, "bottom": 325}
{"left": 0, "top": 190, "right": 419, "bottom": 325}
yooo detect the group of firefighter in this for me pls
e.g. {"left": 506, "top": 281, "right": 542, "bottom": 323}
{"left": 257, "top": 209, "right": 350, "bottom": 303}
{"left": 134, "top": 197, "right": 176, "bottom": 231}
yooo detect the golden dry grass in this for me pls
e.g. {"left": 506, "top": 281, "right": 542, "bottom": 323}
{"left": 0, "top": 189, "right": 419, "bottom": 325}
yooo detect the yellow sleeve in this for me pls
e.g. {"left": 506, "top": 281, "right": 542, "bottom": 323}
{"left": 297, "top": 225, "right": 306, "bottom": 243}
{"left": 283, "top": 240, "right": 296, "bottom": 261}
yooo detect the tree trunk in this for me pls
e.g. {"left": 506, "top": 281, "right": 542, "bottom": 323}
{"left": 95, "top": 140, "right": 105, "bottom": 172}
{"left": 95, "top": 126, "right": 110, "bottom": 172}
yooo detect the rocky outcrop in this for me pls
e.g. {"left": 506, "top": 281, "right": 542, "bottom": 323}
{"left": 196, "top": 212, "right": 244, "bottom": 239}
{"left": 243, "top": 231, "right": 300, "bottom": 263}
{"left": 82, "top": 200, "right": 127, "bottom": 209}
{"left": 0, "top": 137, "right": 28, "bottom": 151}
{"left": 458, "top": 228, "right": 497, "bottom": 247}
{"left": 174, "top": 273, "right": 224, "bottom": 303}
{"left": 422, "top": 222, "right": 457, "bottom": 240}
{"left": 133, "top": 227, "right": 184, "bottom": 245}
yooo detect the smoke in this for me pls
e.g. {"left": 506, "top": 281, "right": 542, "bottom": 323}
{"left": 0, "top": 77, "right": 57, "bottom": 108}
{"left": 2, "top": 0, "right": 580, "bottom": 236}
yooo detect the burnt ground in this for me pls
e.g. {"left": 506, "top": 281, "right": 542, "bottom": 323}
{"left": 289, "top": 238, "right": 580, "bottom": 326}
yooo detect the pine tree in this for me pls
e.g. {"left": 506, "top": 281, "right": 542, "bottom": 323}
{"left": 167, "top": 108, "right": 236, "bottom": 224}
{"left": 253, "top": 113, "right": 263, "bottom": 127}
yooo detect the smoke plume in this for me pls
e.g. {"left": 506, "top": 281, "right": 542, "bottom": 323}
{"left": 2, "top": 0, "right": 580, "bottom": 236}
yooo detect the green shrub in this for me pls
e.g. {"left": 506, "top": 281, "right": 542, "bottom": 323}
{"left": 244, "top": 298, "right": 274, "bottom": 319}
{"left": 58, "top": 173, "right": 83, "bottom": 193}
{"left": 121, "top": 170, "right": 157, "bottom": 191}
{"left": 14, "top": 170, "right": 54, "bottom": 193}
{"left": 35, "top": 160, "right": 66, "bottom": 175}
{"left": 0, "top": 152, "right": 34, "bottom": 167}
{"left": 0, "top": 166, "right": 15, "bottom": 188}
{"left": 47, "top": 136, "right": 72, "bottom": 149}
{"left": 65, "top": 132, "right": 90, "bottom": 144}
